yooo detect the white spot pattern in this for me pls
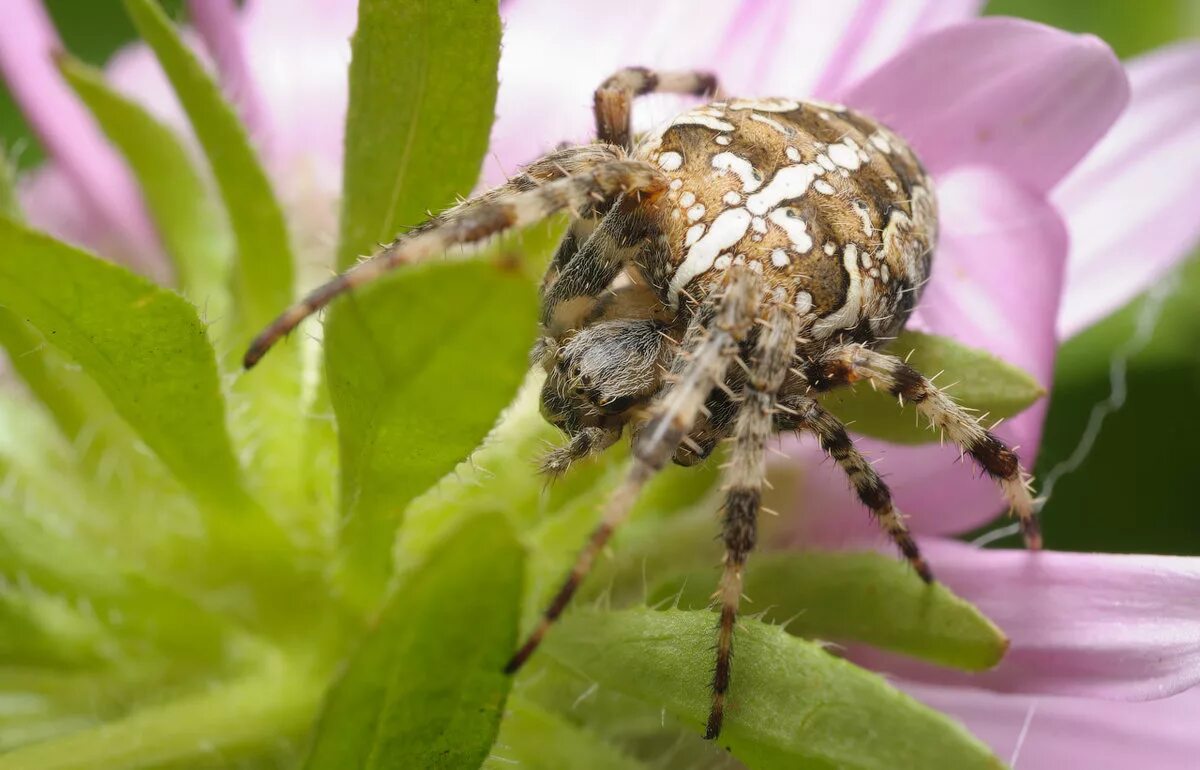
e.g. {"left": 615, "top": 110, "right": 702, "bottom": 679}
{"left": 794, "top": 291, "right": 813, "bottom": 314}
{"left": 812, "top": 244, "right": 864, "bottom": 337}
{"left": 749, "top": 112, "right": 790, "bottom": 135}
{"left": 670, "top": 208, "right": 753, "bottom": 303}
{"left": 672, "top": 114, "right": 736, "bottom": 132}
{"left": 728, "top": 97, "right": 800, "bottom": 112}
{"left": 767, "top": 209, "right": 813, "bottom": 253}
{"left": 853, "top": 199, "right": 873, "bottom": 236}
{"left": 746, "top": 163, "right": 823, "bottom": 215}
{"left": 658, "top": 151, "right": 683, "bottom": 171}
{"left": 650, "top": 98, "right": 933, "bottom": 332}
{"left": 711, "top": 152, "right": 763, "bottom": 192}
{"left": 827, "top": 139, "right": 863, "bottom": 170}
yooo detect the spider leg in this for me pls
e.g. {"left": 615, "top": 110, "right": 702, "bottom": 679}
{"left": 540, "top": 194, "right": 667, "bottom": 334}
{"left": 773, "top": 393, "right": 932, "bottom": 582}
{"left": 243, "top": 147, "right": 665, "bottom": 368}
{"left": 505, "top": 267, "right": 762, "bottom": 674}
{"left": 594, "top": 66, "right": 720, "bottom": 149}
{"left": 538, "top": 424, "right": 622, "bottom": 477}
{"left": 707, "top": 300, "right": 797, "bottom": 740}
{"left": 805, "top": 344, "right": 1042, "bottom": 549}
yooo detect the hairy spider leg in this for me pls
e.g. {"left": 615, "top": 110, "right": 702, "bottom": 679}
{"left": 594, "top": 66, "right": 720, "bottom": 149}
{"left": 707, "top": 299, "right": 797, "bottom": 739}
{"left": 540, "top": 193, "right": 665, "bottom": 333}
{"left": 505, "top": 267, "right": 762, "bottom": 674}
{"left": 539, "top": 425, "right": 623, "bottom": 477}
{"left": 536, "top": 196, "right": 682, "bottom": 475}
{"left": 804, "top": 344, "right": 1042, "bottom": 549}
{"left": 773, "top": 393, "right": 932, "bottom": 582}
{"left": 540, "top": 65, "right": 724, "bottom": 327}
{"left": 242, "top": 147, "right": 665, "bottom": 368}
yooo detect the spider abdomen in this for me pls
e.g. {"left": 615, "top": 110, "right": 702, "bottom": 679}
{"left": 638, "top": 97, "right": 937, "bottom": 342}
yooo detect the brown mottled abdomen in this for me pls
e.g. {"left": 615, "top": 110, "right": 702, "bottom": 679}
{"left": 637, "top": 97, "right": 937, "bottom": 342}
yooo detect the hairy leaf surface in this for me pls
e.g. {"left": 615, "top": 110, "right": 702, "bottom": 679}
{"left": 0, "top": 220, "right": 252, "bottom": 516}
{"left": 546, "top": 608, "right": 1004, "bottom": 770}
{"left": 336, "top": 0, "right": 501, "bottom": 269}
{"left": 327, "top": 260, "right": 536, "bottom": 609}
{"left": 306, "top": 514, "right": 523, "bottom": 770}
{"left": 654, "top": 550, "right": 1008, "bottom": 671}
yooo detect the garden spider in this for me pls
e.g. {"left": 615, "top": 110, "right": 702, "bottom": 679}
{"left": 244, "top": 66, "right": 1041, "bottom": 741}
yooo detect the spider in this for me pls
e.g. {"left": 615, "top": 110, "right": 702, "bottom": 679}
{"left": 243, "top": 67, "right": 1042, "bottom": 741}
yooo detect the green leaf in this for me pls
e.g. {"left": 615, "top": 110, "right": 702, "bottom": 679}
{"left": 58, "top": 54, "right": 231, "bottom": 317}
{"left": 0, "top": 588, "right": 114, "bottom": 670}
{"left": 821, "top": 331, "right": 1045, "bottom": 445}
{"left": 0, "top": 219, "right": 253, "bottom": 518}
{"left": 652, "top": 551, "right": 1008, "bottom": 671}
{"left": 483, "top": 696, "right": 653, "bottom": 770}
{"left": 0, "top": 146, "right": 18, "bottom": 219}
{"left": 545, "top": 608, "right": 1004, "bottom": 770}
{"left": 520, "top": 455, "right": 720, "bottom": 633}
{"left": 0, "top": 390, "right": 106, "bottom": 531}
{"left": 986, "top": 0, "right": 1191, "bottom": 58}
{"left": 305, "top": 514, "right": 523, "bottom": 770}
{"left": 0, "top": 150, "right": 140, "bottom": 479}
{"left": 318, "top": 0, "right": 502, "bottom": 563}
{"left": 123, "top": 0, "right": 304, "bottom": 507}
{"left": 0, "top": 147, "right": 99, "bottom": 455}
{"left": 336, "top": 0, "right": 501, "bottom": 269}
{"left": 0, "top": 314, "right": 95, "bottom": 453}
{"left": 121, "top": 0, "right": 291, "bottom": 334}
{"left": 327, "top": 259, "right": 537, "bottom": 609}
{"left": 0, "top": 659, "right": 324, "bottom": 770}
{"left": 0, "top": 506, "right": 244, "bottom": 667}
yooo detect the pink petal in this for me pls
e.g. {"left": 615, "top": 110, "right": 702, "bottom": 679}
{"left": 488, "top": 0, "right": 746, "bottom": 184}
{"left": 839, "top": 17, "right": 1129, "bottom": 192}
{"left": 236, "top": 0, "right": 354, "bottom": 193}
{"left": 102, "top": 0, "right": 354, "bottom": 260}
{"left": 785, "top": 168, "right": 1066, "bottom": 544}
{"left": 187, "top": 0, "right": 270, "bottom": 143}
{"left": 493, "top": 0, "right": 965, "bottom": 184}
{"left": 0, "top": 0, "right": 163, "bottom": 275}
{"left": 710, "top": 2, "right": 857, "bottom": 101}
{"left": 905, "top": 682, "right": 1200, "bottom": 770}
{"left": 811, "top": 0, "right": 985, "bottom": 98}
{"left": 1054, "top": 41, "right": 1200, "bottom": 338}
{"left": 855, "top": 539, "right": 1200, "bottom": 700}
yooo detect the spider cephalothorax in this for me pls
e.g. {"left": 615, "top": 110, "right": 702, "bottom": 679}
{"left": 244, "top": 67, "right": 1040, "bottom": 742}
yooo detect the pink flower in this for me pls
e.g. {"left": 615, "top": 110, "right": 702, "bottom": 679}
{"left": 1, "top": 0, "right": 356, "bottom": 268}
{"left": 3, "top": 1, "right": 1199, "bottom": 763}
{"left": 491, "top": 4, "right": 1200, "bottom": 762}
